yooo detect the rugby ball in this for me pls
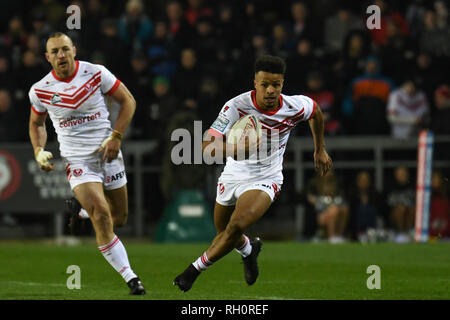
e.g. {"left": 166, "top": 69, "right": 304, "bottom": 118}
{"left": 227, "top": 114, "right": 262, "bottom": 144}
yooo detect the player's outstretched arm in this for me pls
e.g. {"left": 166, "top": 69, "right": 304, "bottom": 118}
{"left": 99, "top": 82, "right": 136, "bottom": 162}
{"left": 308, "top": 104, "right": 332, "bottom": 176}
{"left": 29, "top": 109, "right": 54, "bottom": 171}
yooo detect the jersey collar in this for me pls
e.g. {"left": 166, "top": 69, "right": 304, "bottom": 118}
{"left": 51, "top": 60, "right": 80, "bottom": 83}
{"left": 251, "top": 90, "right": 283, "bottom": 115}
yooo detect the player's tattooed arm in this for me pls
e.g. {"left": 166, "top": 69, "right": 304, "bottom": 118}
{"left": 308, "top": 104, "right": 332, "bottom": 176}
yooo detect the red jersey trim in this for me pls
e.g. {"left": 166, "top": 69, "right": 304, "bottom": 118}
{"left": 31, "top": 104, "right": 47, "bottom": 115}
{"left": 308, "top": 100, "right": 317, "bottom": 120}
{"left": 51, "top": 60, "right": 80, "bottom": 83}
{"left": 251, "top": 90, "right": 283, "bottom": 115}
{"left": 106, "top": 79, "right": 121, "bottom": 96}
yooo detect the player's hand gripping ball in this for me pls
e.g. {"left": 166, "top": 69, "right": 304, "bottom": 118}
{"left": 227, "top": 115, "right": 262, "bottom": 159}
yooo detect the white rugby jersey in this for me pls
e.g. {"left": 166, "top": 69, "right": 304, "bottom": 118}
{"left": 29, "top": 60, "right": 121, "bottom": 160}
{"left": 208, "top": 90, "right": 316, "bottom": 183}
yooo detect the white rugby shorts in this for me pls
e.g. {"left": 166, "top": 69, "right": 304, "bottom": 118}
{"left": 64, "top": 151, "right": 127, "bottom": 191}
{"left": 216, "top": 179, "right": 282, "bottom": 206}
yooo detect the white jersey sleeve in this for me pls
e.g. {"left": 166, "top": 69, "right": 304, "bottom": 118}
{"left": 208, "top": 102, "right": 240, "bottom": 137}
{"left": 294, "top": 95, "right": 317, "bottom": 121}
{"left": 97, "top": 64, "right": 121, "bottom": 96}
{"left": 29, "top": 86, "right": 47, "bottom": 115}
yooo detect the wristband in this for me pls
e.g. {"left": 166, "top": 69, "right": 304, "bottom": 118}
{"left": 112, "top": 130, "right": 123, "bottom": 140}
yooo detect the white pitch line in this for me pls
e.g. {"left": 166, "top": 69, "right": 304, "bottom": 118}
{"left": 2, "top": 280, "right": 66, "bottom": 287}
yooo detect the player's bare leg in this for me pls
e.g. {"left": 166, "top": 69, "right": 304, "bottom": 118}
{"left": 174, "top": 190, "right": 271, "bottom": 292}
{"left": 104, "top": 185, "right": 129, "bottom": 227}
{"left": 74, "top": 182, "right": 145, "bottom": 295}
{"left": 211, "top": 203, "right": 253, "bottom": 261}
{"left": 67, "top": 185, "right": 128, "bottom": 235}
{"left": 213, "top": 202, "right": 234, "bottom": 233}
{"left": 206, "top": 190, "right": 270, "bottom": 261}
{"left": 74, "top": 182, "right": 114, "bottom": 244}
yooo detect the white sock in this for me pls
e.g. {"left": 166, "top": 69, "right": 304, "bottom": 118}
{"left": 235, "top": 235, "right": 252, "bottom": 258}
{"left": 78, "top": 208, "right": 89, "bottom": 219}
{"left": 98, "top": 235, "right": 137, "bottom": 283}
{"left": 193, "top": 252, "right": 213, "bottom": 272}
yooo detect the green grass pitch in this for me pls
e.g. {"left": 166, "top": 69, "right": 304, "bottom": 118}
{"left": 0, "top": 240, "right": 448, "bottom": 300}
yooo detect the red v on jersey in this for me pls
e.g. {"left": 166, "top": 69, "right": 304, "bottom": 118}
{"left": 237, "top": 107, "right": 305, "bottom": 134}
{"left": 34, "top": 71, "right": 101, "bottom": 109}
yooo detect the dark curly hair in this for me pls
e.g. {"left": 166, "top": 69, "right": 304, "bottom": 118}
{"left": 254, "top": 55, "right": 286, "bottom": 75}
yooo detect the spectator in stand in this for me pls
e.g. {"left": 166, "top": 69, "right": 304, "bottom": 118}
{"left": 160, "top": 98, "right": 205, "bottom": 201}
{"left": 122, "top": 51, "right": 152, "bottom": 114}
{"left": 332, "top": 30, "right": 371, "bottom": 104}
{"left": 378, "top": 17, "right": 415, "bottom": 84}
{"left": 29, "top": 11, "right": 53, "bottom": 50}
{"left": 1, "top": 16, "right": 28, "bottom": 68}
{"left": 304, "top": 71, "right": 341, "bottom": 136}
{"left": 0, "top": 88, "right": 26, "bottom": 142}
{"left": 118, "top": 0, "right": 153, "bottom": 51}
{"left": 17, "top": 50, "right": 46, "bottom": 92}
{"left": 241, "top": 1, "right": 261, "bottom": 44}
{"left": 165, "top": 0, "right": 193, "bottom": 48}
{"left": 0, "top": 54, "right": 15, "bottom": 92}
{"left": 184, "top": 0, "right": 213, "bottom": 27}
{"left": 342, "top": 55, "right": 395, "bottom": 135}
{"left": 97, "top": 18, "right": 126, "bottom": 75}
{"left": 25, "top": 34, "right": 43, "bottom": 59}
{"left": 215, "top": 4, "right": 243, "bottom": 54}
{"left": 348, "top": 171, "right": 384, "bottom": 242}
{"left": 35, "top": 0, "right": 66, "bottom": 28}
{"left": 269, "top": 23, "right": 295, "bottom": 60}
{"left": 323, "top": 7, "right": 364, "bottom": 55}
{"left": 429, "top": 170, "right": 450, "bottom": 239}
{"left": 82, "top": 0, "right": 106, "bottom": 51}
{"left": 191, "top": 15, "right": 217, "bottom": 67}
{"left": 241, "top": 29, "right": 270, "bottom": 74}
{"left": 287, "top": 1, "right": 321, "bottom": 45}
{"left": 431, "top": 83, "right": 450, "bottom": 162}
{"left": 172, "top": 48, "right": 202, "bottom": 108}
{"left": 405, "top": 0, "right": 427, "bottom": 38}
{"left": 197, "top": 75, "right": 226, "bottom": 126}
{"left": 418, "top": 8, "right": 450, "bottom": 59}
{"left": 133, "top": 76, "right": 179, "bottom": 141}
{"left": 368, "top": 0, "right": 409, "bottom": 48}
{"left": 306, "top": 170, "right": 349, "bottom": 243}
{"left": 285, "top": 38, "right": 321, "bottom": 94}
{"left": 412, "top": 53, "right": 444, "bottom": 106}
{"left": 146, "top": 20, "right": 177, "bottom": 78}
{"left": 387, "top": 78, "right": 429, "bottom": 139}
{"left": 431, "top": 84, "right": 450, "bottom": 135}
{"left": 387, "top": 166, "right": 415, "bottom": 243}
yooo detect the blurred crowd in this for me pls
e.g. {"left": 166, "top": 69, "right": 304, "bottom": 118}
{"left": 1, "top": 0, "right": 450, "bottom": 142}
{"left": 0, "top": 0, "right": 449, "bottom": 241}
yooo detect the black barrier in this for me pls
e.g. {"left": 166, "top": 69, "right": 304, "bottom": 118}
{"left": 0, "top": 143, "right": 72, "bottom": 212}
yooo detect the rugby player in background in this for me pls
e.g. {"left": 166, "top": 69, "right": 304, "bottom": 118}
{"left": 28, "top": 32, "right": 145, "bottom": 295}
